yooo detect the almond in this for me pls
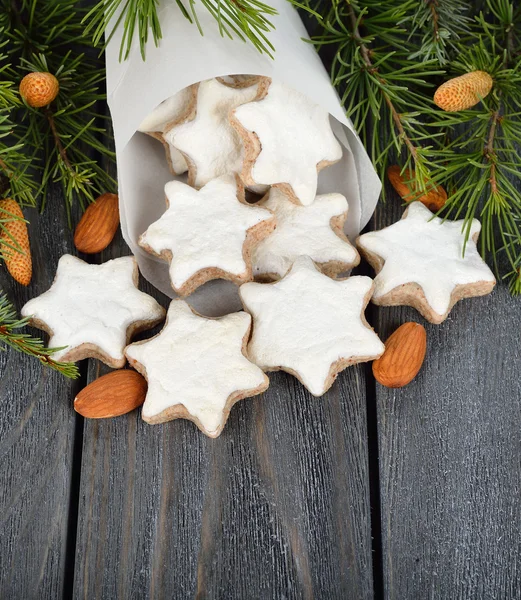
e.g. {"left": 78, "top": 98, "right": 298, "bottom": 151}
{"left": 0, "top": 198, "right": 32, "bottom": 286}
{"left": 372, "top": 322, "right": 427, "bottom": 388}
{"left": 74, "top": 192, "right": 119, "bottom": 254}
{"left": 74, "top": 370, "right": 147, "bottom": 418}
{"left": 387, "top": 166, "right": 447, "bottom": 212}
{"left": 434, "top": 71, "right": 493, "bottom": 112}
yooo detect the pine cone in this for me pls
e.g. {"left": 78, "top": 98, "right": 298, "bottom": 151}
{"left": 19, "top": 72, "right": 59, "bottom": 108}
{"left": 434, "top": 71, "right": 493, "bottom": 112}
{"left": 0, "top": 199, "right": 32, "bottom": 286}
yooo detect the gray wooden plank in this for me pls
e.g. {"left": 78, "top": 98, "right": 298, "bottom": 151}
{"left": 72, "top": 232, "right": 375, "bottom": 599}
{"left": 373, "top": 196, "right": 521, "bottom": 599}
{"left": 0, "top": 188, "right": 83, "bottom": 598}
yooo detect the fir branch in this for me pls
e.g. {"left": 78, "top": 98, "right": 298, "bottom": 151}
{"left": 298, "top": 0, "right": 521, "bottom": 294}
{"left": 20, "top": 52, "right": 117, "bottom": 215}
{"left": 44, "top": 108, "right": 73, "bottom": 173}
{"left": 428, "top": 0, "right": 521, "bottom": 293}
{"left": 83, "top": 0, "right": 278, "bottom": 61}
{"left": 0, "top": 293, "right": 79, "bottom": 379}
{"left": 0, "top": 53, "right": 18, "bottom": 108}
{"left": 406, "top": 0, "right": 472, "bottom": 65}
{"left": 296, "top": 0, "right": 445, "bottom": 194}
{"left": 0, "top": 1, "right": 116, "bottom": 215}
{"left": 345, "top": 3, "right": 420, "bottom": 162}
{"left": 0, "top": 112, "right": 38, "bottom": 205}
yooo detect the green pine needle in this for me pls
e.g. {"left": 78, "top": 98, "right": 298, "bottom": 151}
{"left": 0, "top": 294, "right": 79, "bottom": 379}
{"left": 83, "top": 0, "right": 278, "bottom": 61}
{"left": 296, "top": 0, "right": 521, "bottom": 294}
{"left": 0, "top": 1, "right": 117, "bottom": 217}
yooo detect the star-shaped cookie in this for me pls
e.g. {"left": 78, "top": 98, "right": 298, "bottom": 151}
{"left": 240, "top": 256, "right": 384, "bottom": 396}
{"left": 164, "top": 77, "right": 268, "bottom": 188}
{"left": 139, "top": 174, "right": 275, "bottom": 296}
{"left": 21, "top": 255, "right": 166, "bottom": 367}
{"left": 231, "top": 80, "right": 343, "bottom": 206}
{"left": 125, "top": 300, "right": 269, "bottom": 437}
{"left": 138, "top": 87, "right": 196, "bottom": 175}
{"left": 356, "top": 202, "right": 496, "bottom": 324}
{"left": 252, "top": 187, "right": 360, "bottom": 280}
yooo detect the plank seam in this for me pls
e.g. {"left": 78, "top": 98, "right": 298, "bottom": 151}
{"left": 364, "top": 301, "right": 384, "bottom": 600}
{"left": 355, "top": 237, "right": 385, "bottom": 600}
{"left": 61, "top": 367, "right": 87, "bottom": 599}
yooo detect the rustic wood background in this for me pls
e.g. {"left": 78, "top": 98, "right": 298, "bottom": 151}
{"left": 2, "top": 167, "right": 520, "bottom": 599}
{"left": 1, "top": 20, "right": 521, "bottom": 600}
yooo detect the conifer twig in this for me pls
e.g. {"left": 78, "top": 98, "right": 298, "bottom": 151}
{"left": 484, "top": 108, "right": 501, "bottom": 195}
{"left": 0, "top": 294, "right": 79, "bottom": 379}
{"left": 1, "top": 2, "right": 116, "bottom": 214}
{"left": 346, "top": 2, "right": 420, "bottom": 164}
{"left": 44, "top": 108, "right": 74, "bottom": 173}
{"left": 83, "top": 0, "right": 278, "bottom": 61}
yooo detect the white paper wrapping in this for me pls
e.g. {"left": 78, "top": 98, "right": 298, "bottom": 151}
{"left": 105, "top": 0, "right": 381, "bottom": 316}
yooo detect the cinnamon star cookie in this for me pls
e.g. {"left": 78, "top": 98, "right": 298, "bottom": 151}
{"left": 125, "top": 300, "right": 269, "bottom": 437}
{"left": 164, "top": 77, "right": 268, "bottom": 188}
{"left": 139, "top": 174, "right": 275, "bottom": 296}
{"left": 138, "top": 87, "right": 196, "bottom": 175}
{"left": 252, "top": 187, "right": 359, "bottom": 280}
{"left": 356, "top": 201, "right": 496, "bottom": 324}
{"left": 231, "top": 80, "right": 343, "bottom": 206}
{"left": 240, "top": 256, "right": 384, "bottom": 396}
{"left": 21, "top": 255, "right": 165, "bottom": 368}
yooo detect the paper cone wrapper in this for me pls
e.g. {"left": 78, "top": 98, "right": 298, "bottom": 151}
{"left": 105, "top": 0, "right": 381, "bottom": 316}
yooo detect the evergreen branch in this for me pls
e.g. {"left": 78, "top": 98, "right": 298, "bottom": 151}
{"left": 345, "top": 2, "right": 420, "bottom": 166}
{"left": 17, "top": 52, "right": 116, "bottom": 216}
{"left": 484, "top": 108, "right": 501, "bottom": 195}
{"left": 428, "top": 0, "right": 521, "bottom": 292}
{"left": 44, "top": 108, "right": 73, "bottom": 172}
{"left": 297, "top": 0, "right": 446, "bottom": 195}
{"left": 297, "top": 0, "right": 521, "bottom": 294}
{"left": 406, "top": 0, "right": 472, "bottom": 65}
{"left": 0, "top": 112, "right": 38, "bottom": 205}
{"left": 0, "top": 293, "right": 79, "bottom": 379}
{"left": 1, "top": 2, "right": 116, "bottom": 215}
{"left": 83, "top": 0, "right": 278, "bottom": 61}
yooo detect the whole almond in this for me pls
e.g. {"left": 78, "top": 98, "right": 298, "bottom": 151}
{"left": 372, "top": 322, "right": 427, "bottom": 388}
{"left": 74, "top": 192, "right": 119, "bottom": 254}
{"left": 74, "top": 370, "right": 147, "bottom": 418}
{"left": 387, "top": 166, "right": 447, "bottom": 212}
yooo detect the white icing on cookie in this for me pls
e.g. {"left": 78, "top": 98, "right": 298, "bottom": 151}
{"left": 233, "top": 81, "right": 343, "bottom": 206}
{"left": 125, "top": 300, "right": 268, "bottom": 436}
{"left": 138, "top": 88, "right": 193, "bottom": 133}
{"left": 21, "top": 255, "right": 165, "bottom": 362}
{"left": 139, "top": 174, "right": 274, "bottom": 293}
{"left": 164, "top": 78, "right": 261, "bottom": 188}
{"left": 166, "top": 143, "right": 187, "bottom": 174}
{"left": 357, "top": 202, "right": 496, "bottom": 317}
{"left": 138, "top": 88, "right": 193, "bottom": 174}
{"left": 240, "top": 256, "right": 384, "bottom": 396}
{"left": 252, "top": 188, "right": 359, "bottom": 279}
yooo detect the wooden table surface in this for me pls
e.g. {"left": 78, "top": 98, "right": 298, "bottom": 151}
{"left": 2, "top": 174, "right": 520, "bottom": 599}
{"left": 1, "top": 47, "right": 521, "bottom": 599}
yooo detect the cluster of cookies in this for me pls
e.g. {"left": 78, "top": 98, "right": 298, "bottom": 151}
{"left": 21, "top": 75, "right": 496, "bottom": 438}
{"left": 137, "top": 75, "right": 357, "bottom": 293}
